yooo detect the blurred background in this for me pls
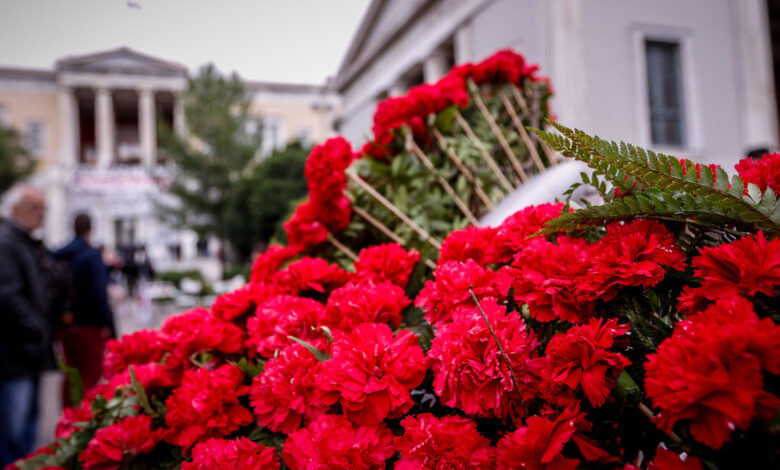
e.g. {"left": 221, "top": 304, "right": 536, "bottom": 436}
{"left": 1, "top": 0, "right": 779, "bottom": 444}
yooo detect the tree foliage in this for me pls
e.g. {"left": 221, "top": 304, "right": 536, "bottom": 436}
{"left": 0, "top": 124, "right": 36, "bottom": 196}
{"left": 157, "top": 64, "right": 262, "bottom": 252}
{"left": 224, "top": 142, "right": 309, "bottom": 260}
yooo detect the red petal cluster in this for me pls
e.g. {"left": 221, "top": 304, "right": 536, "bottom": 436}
{"left": 55, "top": 400, "right": 93, "bottom": 439}
{"left": 496, "top": 406, "right": 610, "bottom": 470}
{"left": 161, "top": 308, "right": 245, "bottom": 361}
{"left": 181, "top": 438, "right": 280, "bottom": 470}
{"left": 164, "top": 364, "right": 253, "bottom": 448}
{"left": 353, "top": 242, "right": 420, "bottom": 288}
{"left": 637, "top": 447, "right": 704, "bottom": 470}
{"left": 249, "top": 343, "right": 328, "bottom": 434}
{"left": 79, "top": 415, "right": 162, "bottom": 469}
{"left": 318, "top": 323, "right": 427, "bottom": 425}
{"left": 281, "top": 414, "right": 394, "bottom": 470}
{"left": 323, "top": 280, "right": 410, "bottom": 331}
{"left": 428, "top": 298, "right": 541, "bottom": 421}
{"left": 249, "top": 244, "right": 300, "bottom": 284}
{"left": 415, "top": 259, "right": 504, "bottom": 328}
{"left": 493, "top": 202, "right": 567, "bottom": 261}
{"left": 735, "top": 152, "right": 780, "bottom": 194}
{"left": 284, "top": 200, "right": 329, "bottom": 249}
{"left": 270, "top": 256, "right": 351, "bottom": 295}
{"left": 645, "top": 296, "right": 780, "bottom": 448}
{"left": 438, "top": 225, "right": 500, "bottom": 266}
{"left": 678, "top": 231, "right": 780, "bottom": 313}
{"left": 102, "top": 329, "right": 171, "bottom": 378}
{"left": 394, "top": 413, "right": 494, "bottom": 469}
{"left": 541, "top": 318, "right": 631, "bottom": 407}
{"left": 246, "top": 295, "right": 326, "bottom": 358}
{"left": 210, "top": 283, "right": 267, "bottom": 322}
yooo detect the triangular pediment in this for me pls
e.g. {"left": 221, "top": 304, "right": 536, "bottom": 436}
{"left": 57, "top": 47, "right": 188, "bottom": 77}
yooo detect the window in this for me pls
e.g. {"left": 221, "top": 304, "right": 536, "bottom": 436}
{"left": 25, "top": 121, "right": 45, "bottom": 156}
{"left": 261, "top": 116, "right": 283, "bottom": 157}
{"left": 646, "top": 40, "right": 685, "bottom": 146}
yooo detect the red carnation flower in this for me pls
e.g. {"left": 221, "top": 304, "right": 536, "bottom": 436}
{"left": 415, "top": 259, "right": 504, "bottom": 328}
{"left": 500, "top": 236, "right": 606, "bottom": 324}
{"left": 438, "top": 225, "right": 500, "bottom": 266}
{"left": 106, "top": 361, "right": 179, "bottom": 393}
{"left": 497, "top": 406, "right": 611, "bottom": 470}
{"left": 735, "top": 152, "right": 780, "bottom": 194}
{"left": 541, "top": 318, "right": 631, "bottom": 407}
{"left": 678, "top": 231, "right": 780, "bottom": 313}
{"left": 589, "top": 219, "right": 686, "bottom": 289}
{"left": 284, "top": 201, "right": 329, "bottom": 250}
{"left": 55, "top": 400, "right": 93, "bottom": 439}
{"left": 102, "top": 329, "right": 171, "bottom": 379}
{"left": 250, "top": 244, "right": 300, "bottom": 284}
{"left": 304, "top": 137, "right": 354, "bottom": 204}
{"left": 271, "top": 257, "right": 351, "bottom": 296}
{"left": 493, "top": 203, "right": 566, "bottom": 262}
{"left": 645, "top": 296, "right": 780, "bottom": 449}
{"left": 161, "top": 308, "right": 245, "bottom": 362}
{"left": 323, "top": 281, "right": 410, "bottom": 331}
{"left": 250, "top": 343, "right": 329, "bottom": 434}
{"left": 181, "top": 438, "right": 279, "bottom": 470}
{"left": 246, "top": 294, "right": 326, "bottom": 358}
{"left": 642, "top": 447, "right": 704, "bottom": 470}
{"left": 79, "top": 415, "right": 162, "bottom": 469}
{"left": 394, "top": 413, "right": 494, "bottom": 469}
{"left": 164, "top": 364, "right": 253, "bottom": 448}
{"left": 211, "top": 283, "right": 261, "bottom": 322}
{"left": 318, "top": 323, "right": 427, "bottom": 425}
{"left": 428, "top": 298, "right": 541, "bottom": 421}
{"left": 282, "top": 414, "right": 394, "bottom": 470}
{"left": 353, "top": 243, "right": 420, "bottom": 288}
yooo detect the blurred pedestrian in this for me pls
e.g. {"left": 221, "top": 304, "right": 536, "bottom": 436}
{"left": 0, "top": 185, "right": 55, "bottom": 466}
{"left": 54, "top": 213, "right": 115, "bottom": 406}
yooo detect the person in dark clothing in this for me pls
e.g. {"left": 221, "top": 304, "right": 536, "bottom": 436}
{"left": 0, "top": 185, "right": 54, "bottom": 467}
{"left": 54, "top": 213, "right": 115, "bottom": 406}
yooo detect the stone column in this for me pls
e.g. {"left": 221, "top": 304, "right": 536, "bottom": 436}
{"left": 173, "top": 94, "right": 186, "bottom": 136}
{"left": 455, "top": 21, "right": 473, "bottom": 64}
{"left": 139, "top": 88, "right": 156, "bottom": 167}
{"left": 95, "top": 88, "right": 115, "bottom": 168}
{"left": 424, "top": 49, "right": 449, "bottom": 83}
{"left": 57, "top": 87, "right": 78, "bottom": 168}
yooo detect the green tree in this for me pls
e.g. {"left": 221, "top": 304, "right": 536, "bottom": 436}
{"left": 157, "top": 64, "right": 262, "bottom": 261}
{"left": 224, "top": 141, "right": 309, "bottom": 260}
{"left": 0, "top": 125, "right": 36, "bottom": 196}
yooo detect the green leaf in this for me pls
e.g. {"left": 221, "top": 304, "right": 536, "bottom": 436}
{"left": 615, "top": 370, "right": 641, "bottom": 404}
{"left": 128, "top": 365, "right": 155, "bottom": 416}
{"left": 434, "top": 105, "right": 457, "bottom": 133}
{"left": 287, "top": 336, "right": 331, "bottom": 361}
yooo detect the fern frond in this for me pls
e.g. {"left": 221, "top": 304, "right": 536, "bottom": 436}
{"left": 532, "top": 122, "right": 780, "bottom": 235}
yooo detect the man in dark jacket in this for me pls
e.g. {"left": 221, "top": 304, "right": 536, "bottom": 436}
{"left": 0, "top": 185, "right": 53, "bottom": 467}
{"left": 54, "top": 213, "right": 115, "bottom": 405}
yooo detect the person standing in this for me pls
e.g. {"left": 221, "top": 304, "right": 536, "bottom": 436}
{"left": 54, "top": 213, "right": 115, "bottom": 406}
{"left": 0, "top": 185, "right": 54, "bottom": 467}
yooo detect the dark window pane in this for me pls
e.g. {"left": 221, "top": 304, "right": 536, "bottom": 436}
{"left": 646, "top": 40, "right": 685, "bottom": 146}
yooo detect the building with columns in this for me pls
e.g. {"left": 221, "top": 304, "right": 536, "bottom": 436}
{"left": 335, "top": 0, "right": 780, "bottom": 168}
{"left": 0, "top": 47, "right": 338, "bottom": 275}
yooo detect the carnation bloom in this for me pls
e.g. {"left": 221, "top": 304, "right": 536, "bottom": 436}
{"left": 250, "top": 343, "right": 329, "bottom": 434}
{"left": 284, "top": 200, "right": 329, "bottom": 250}
{"left": 645, "top": 296, "right": 780, "bottom": 449}
{"left": 181, "top": 438, "right": 280, "bottom": 470}
{"left": 282, "top": 414, "right": 394, "bottom": 470}
{"left": 304, "top": 137, "right": 354, "bottom": 204}
{"left": 678, "top": 232, "right": 780, "bottom": 313}
{"left": 323, "top": 281, "right": 410, "bottom": 331}
{"left": 102, "top": 329, "right": 170, "bottom": 379}
{"left": 55, "top": 400, "right": 93, "bottom": 439}
{"left": 246, "top": 295, "right": 327, "bottom": 358}
{"left": 250, "top": 244, "right": 300, "bottom": 284}
{"left": 164, "top": 364, "right": 253, "bottom": 448}
{"left": 589, "top": 219, "right": 686, "bottom": 289}
{"left": 735, "top": 152, "right": 780, "bottom": 194}
{"left": 428, "top": 298, "right": 541, "bottom": 421}
{"left": 493, "top": 202, "right": 566, "bottom": 262}
{"left": 438, "top": 225, "right": 500, "bottom": 266}
{"left": 161, "top": 307, "right": 245, "bottom": 361}
{"left": 210, "top": 282, "right": 273, "bottom": 322}
{"left": 644, "top": 447, "right": 704, "bottom": 470}
{"left": 394, "top": 413, "right": 494, "bottom": 469}
{"left": 496, "top": 406, "right": 611, "bottom": 470}
{"left": 79, "top": 415, "right": 162, "bottom": 469}
{"left": 500, "top": 236, "right": 605, "bottom": 324}
{"left": 415, "top": 259, "right": 503, "bottom": 328}
{"left": 318, "top": 323, "right": 427, "bottom": 425}
{"left": 271, "top": 257, "right": 351, "bottom": 296}
{"left": 541, "top": 318, "right": 631, "bottom": 408}
{"left": 353, "top": 243, "right": 420, "bottom": 288}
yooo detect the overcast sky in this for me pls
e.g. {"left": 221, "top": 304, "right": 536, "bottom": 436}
{"left": 0, "top": 0, "right": 370, "bottom": 84}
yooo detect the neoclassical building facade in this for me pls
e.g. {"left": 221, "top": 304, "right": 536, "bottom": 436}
{"left": 0, "top": 48, "right": 338, "bottom": 274}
